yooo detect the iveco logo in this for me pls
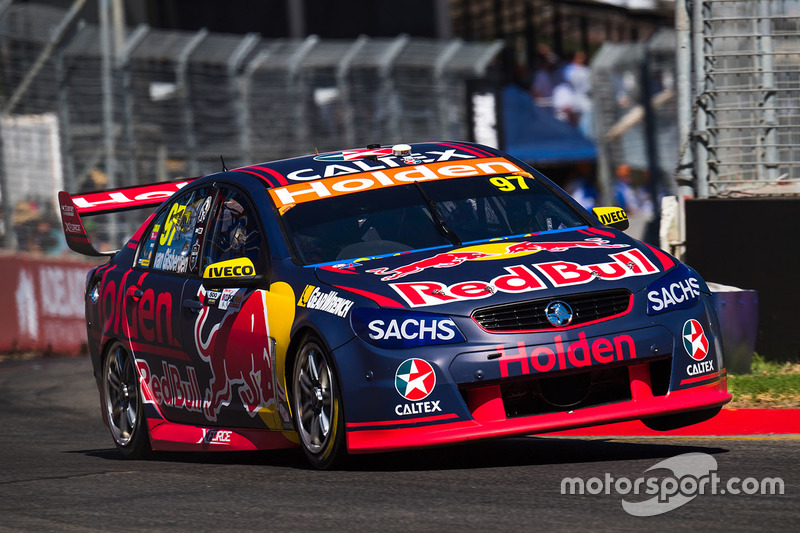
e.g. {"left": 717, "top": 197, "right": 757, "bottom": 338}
{"left": 545, "top": 300, "right": 573, "bottom": 327}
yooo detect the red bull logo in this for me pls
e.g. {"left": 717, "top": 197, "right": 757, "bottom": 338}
{"left": 367, "top": 238, "right": 628, "bottom": 281}
{"left": 391, "top": 250, "right": 659, "bottom": 307}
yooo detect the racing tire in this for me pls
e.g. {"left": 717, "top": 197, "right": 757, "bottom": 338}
{"left": 641, "top": 406, "right": 722, "bottom": 432}
{"left": 291, "top": 333, "right": 346, "bottom": 469}
{"left": 102, "top": 341, "right": 151, "bottom": 459}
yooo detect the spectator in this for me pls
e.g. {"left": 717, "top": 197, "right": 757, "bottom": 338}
{"left": 530, "top": 44, "right": 559, "bottom": 110}
{"left": 614, "top": 164, "right": 653, "bottom": 218}
{"left": 564, "top": 50, "right": 594, "bottom": 137}
{"left": 13, "top": 200, "right": 40, "bottom": 252}
{"left": 552, "top": 76, "right": 578, "bottom": 125}
{"left": 614, "top": 164, "right": 638, "bottom": 212}
{"left": 564, "top": 162, "right": 598, "bottom": 210}
{"left": 33, "top": 216, "right": 67, "bottom": 255}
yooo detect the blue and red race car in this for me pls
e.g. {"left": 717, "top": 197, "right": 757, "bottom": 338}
{"left": 59, "top": 142, "right": 730, "bottom": 468}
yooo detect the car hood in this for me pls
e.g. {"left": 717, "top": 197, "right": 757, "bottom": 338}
{"left": 313, "top": 228, "right": 675, "bottom": 315}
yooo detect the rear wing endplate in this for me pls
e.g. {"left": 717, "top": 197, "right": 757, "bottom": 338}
{"left": 59, "top": 179, "right": 193, "bottom": 257}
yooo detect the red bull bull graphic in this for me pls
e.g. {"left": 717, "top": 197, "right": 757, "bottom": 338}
{"left": 367, "top": 239, "right": 629, "bottom": 281}
{"left": 367, "top": 251, "right": 495, "bottom": 281}
{"left": 193, "top": 287, "right": 275, "bottom": 422}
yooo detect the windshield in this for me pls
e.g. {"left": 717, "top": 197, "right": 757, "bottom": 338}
{"left": 279, "top": 173, "right": 587, "bottom": 265}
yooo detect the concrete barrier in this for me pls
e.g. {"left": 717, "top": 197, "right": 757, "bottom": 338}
{"left": 0, "top": 252, "right": 101, "bottom": 355}
{"left": 710, "top": 283, "right": 759, "bottom": 374}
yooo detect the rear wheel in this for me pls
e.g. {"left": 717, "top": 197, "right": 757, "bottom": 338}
{"left": 292, "top": 334, "right": 346, "bottom": 469}
{"left": 102, "top": 341, "right": 150, "bottom": 459}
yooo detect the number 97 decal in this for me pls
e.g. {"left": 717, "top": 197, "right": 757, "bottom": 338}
{"left": 489, "top": 175, "right": 530, "bottom": 192}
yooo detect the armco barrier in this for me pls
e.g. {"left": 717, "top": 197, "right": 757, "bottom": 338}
{"left": 0, "top": 252, "right": 101, "bottom": 355}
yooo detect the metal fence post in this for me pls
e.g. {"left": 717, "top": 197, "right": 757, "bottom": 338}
{"left": 287, "top": 34, "right": 319, "bottom": 149}
{"left": 434, "top": 39, "right": 462, "bottom": 137}
{"left": 675, "top": 0, "right": 694, "bottom": 190}
{"left": 177, "top": 28, "right": 208, "bottom": 177}
{"left": 379, "top": 34, "right": 409, "bottom": 142}
{"left": 337, "top": 35, "right": 368, "bottom": 148}
{"left": 693, "top": 0, "right": 712, "bottom": 198}
{"left": 228, "top": 33, "right": 260, "bottom": 166}
{"left": 759, "top": 0, "right": 778, "bottom": 183}
{"left": 118, "top": 24, "right": 149, "bottom": 187}
{"left": 56, "top": 21, "right": 88, "bottom": 195}
{"left": 241, "top": 44, "right": 280, "bottom": 163}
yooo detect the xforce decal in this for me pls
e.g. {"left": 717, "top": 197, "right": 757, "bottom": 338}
{"left": 390, "top": 250, "right": 659, "bottom": 307}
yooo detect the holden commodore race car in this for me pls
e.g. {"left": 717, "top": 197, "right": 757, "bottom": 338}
{"left": 59, "top": 142, "right": 730, "bottom": 469}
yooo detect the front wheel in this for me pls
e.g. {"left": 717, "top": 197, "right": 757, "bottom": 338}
{"left": 102, "top": 341, "right": 150, "bottom": 459}
{"left": 292, "top": 334, "right": 346, "bottom": 469}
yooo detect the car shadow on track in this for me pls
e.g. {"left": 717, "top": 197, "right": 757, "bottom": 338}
{"left": 72, "top": 436, "right": 729, "bottom": 472}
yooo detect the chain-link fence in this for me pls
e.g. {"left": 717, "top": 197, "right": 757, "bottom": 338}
{"left": 693, "top": 0, "right": 800, "bottom": 197}
{"left": 0, "top": 2, "right": 503, "bottom": 252}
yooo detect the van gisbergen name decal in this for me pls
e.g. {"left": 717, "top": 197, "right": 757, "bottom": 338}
{"left": 390, "top": 249, "right": 659, "bottom": 307}
{"left": 269, "top": 157, "right": 522, "bottom": 207}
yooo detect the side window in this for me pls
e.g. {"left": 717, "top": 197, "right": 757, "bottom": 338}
{"left": 136, "top": 210, "right": 168, "bottom": 269}
{"left": 204, "top": 188, "right": 265, "bottom": 270}
{"left": 145, "top": 187, "right": 214, "bottom": 275}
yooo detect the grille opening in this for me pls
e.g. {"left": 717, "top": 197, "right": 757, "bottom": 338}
{"left": 500, "top": 365, "right": 632, "bottom": 418}
{"left": 650, "top": 357, "right": 672, "bottom": 396}
{"left": 472, "top": 289, "right": 632, "bottom": 332}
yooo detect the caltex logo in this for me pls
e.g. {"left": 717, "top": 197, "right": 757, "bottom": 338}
{"left": 395, "top": 358, "right": 436, "bottom": 401}
{"left": 682, "top": 319, "right": 709, "bottom": 361}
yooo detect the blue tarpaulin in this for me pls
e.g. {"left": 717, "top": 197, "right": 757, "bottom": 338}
{"left": 502, "top": 84, "right": 597, "bottom": 164}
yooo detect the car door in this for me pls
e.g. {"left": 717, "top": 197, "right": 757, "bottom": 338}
{"left": 179, "top": 185, "right": 280, "bottom": 429}
{"left": 128, "top": 185, "right": 215, "bottom": 428}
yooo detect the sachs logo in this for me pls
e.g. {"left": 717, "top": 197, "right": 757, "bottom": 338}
{"left": 395, "top": 358, "right": 436, "bottom": 401}
{"left": 682, "top": 319, "right": 709, "bottom": 361}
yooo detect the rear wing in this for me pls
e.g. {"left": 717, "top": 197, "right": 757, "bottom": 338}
{"left": 59, "top": 179, "right": 193, "bottom": 257}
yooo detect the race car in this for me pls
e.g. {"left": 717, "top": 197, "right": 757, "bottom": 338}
{"left": 59, "top": 142, "right": 730, "bottom": 469}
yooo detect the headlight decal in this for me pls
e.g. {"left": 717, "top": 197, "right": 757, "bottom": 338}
{"left": 351, "top": 308, "right": 466, "bottom": 349}
{"left": 646, "top": 265, "right": 701, "bottom": 315}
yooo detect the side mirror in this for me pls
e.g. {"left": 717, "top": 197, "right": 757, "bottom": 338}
{"left": 202, "top": 257, "right": 265, "bottom": 289}
{"left": 592, "top": 206, "right": 630, "bottom": 231}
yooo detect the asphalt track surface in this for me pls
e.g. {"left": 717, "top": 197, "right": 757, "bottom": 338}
{"left": 1, "top": 357, "right": 797, "bottom": 532}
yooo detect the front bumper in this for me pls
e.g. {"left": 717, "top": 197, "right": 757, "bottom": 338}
{"left": 346, "top": 372, "right": 730, "bottom": 453}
